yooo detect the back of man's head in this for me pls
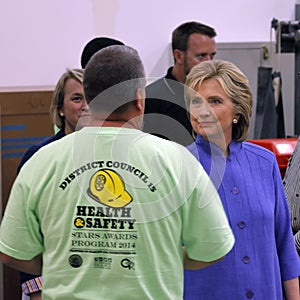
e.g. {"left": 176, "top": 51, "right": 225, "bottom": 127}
{"left": 80, "top": 37, "right": 124, "bottom": 68}
{"left": 172, "top": 21, "right": 216, "bottom": 52}
{"left": 83, "top": 45, "right": 146, "bottom": 113}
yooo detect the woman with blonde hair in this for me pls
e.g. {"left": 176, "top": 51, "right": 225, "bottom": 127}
{"left": 19, "top": 68, "right": 88, "bottom": 300}
{"left": 183, "top": 60, "right": 300, "bottom": 299}
{"left": 18, "top": 68, "right": 88, "bottom": 172}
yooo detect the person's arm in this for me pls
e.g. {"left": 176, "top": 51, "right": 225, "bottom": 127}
{"left": 283, "top": 277, "right": 300, "bottom": 300}
{"left": 1, "top": 253, "right": 42, "bottom": 275}
{"left": 182, "top": 246, "right": 224, "bottom": 270}
{"left": 3, "top": 252, "right": 43, "bottom": 299}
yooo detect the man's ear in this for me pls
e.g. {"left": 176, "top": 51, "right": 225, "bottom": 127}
{"left": 135, "top": 88, "right": 145, "bottom": 111}
{"left": 173, "top": 49, "right": 184, "bottom": 65}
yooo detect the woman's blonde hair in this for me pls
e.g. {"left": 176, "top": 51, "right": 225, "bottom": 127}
{"left": 185, "top": 60, "right": 253, "bottom": 141}
{"left": 49, "top": 68, "right": 84, "bottom": 129}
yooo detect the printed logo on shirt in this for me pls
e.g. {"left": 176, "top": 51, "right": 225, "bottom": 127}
{"left": 68, "top": 254, "right": 83, "bottom": 268}
{"left": 87, "top": 169, "right": 132, "bottom": 208}
{"left": 59, "top": 160, "right": 156, "bottom": 193}
{"left": 70, "top": 167, "right": 138, "bottom": 259}
{"left": 120, "top": 258, "right": 135, "bottom": 270}
{"left": 66, "top": 161, "right": 156, "bottom": 269}
{"left": 94, "top": 256, "right": 112, "bottom": 269}
{"left": 74, "top": 217, "right": 85, "bottom": 228}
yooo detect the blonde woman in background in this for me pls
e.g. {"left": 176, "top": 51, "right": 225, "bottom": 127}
{"left": 19, "top": 36, "right": 125, "bottom": 299}
{"left": 19, "top": 68, "right": 88, "bottom": 300}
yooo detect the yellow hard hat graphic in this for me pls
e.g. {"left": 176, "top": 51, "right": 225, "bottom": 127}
{"left": 88, "top": 169, "right": 132, "bottom": 208}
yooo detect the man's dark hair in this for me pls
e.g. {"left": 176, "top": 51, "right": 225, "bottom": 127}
{"left": 80, "top": 37, "right": 124, "bottom": 68}
{"left": 172, "top": 21, "right": 216, "bottom": 52}
{"left": 83, "top": 45, "right": 146, "bottom": 113}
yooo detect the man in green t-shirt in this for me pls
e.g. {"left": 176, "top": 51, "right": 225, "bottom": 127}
{"left": 0, "top": 45, "right": 234, "bottom": 300}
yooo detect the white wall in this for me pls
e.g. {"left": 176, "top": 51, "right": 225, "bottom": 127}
{"left": 0, "top": 0, "right": 297, "bottom": 88}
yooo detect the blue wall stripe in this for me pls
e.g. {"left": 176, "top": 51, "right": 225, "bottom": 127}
{"left": 1, "top": 125, "right": 27, "bottom": 131}
{"left": 2, "top": 152, "right": 25, "bottom": 159}
{"left": 2, "top": 136, "right": 50, "bottom": 143}
{"left": 1, "top": 136, "right": 51, "bottom": 159}
{"left": 2, "top": 143, "right": 41, "bottom": 150}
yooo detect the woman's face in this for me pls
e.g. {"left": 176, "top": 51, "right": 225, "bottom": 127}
{"left": 189, "top": 78, "right": 236, "bottom": 147}
{"left": 60, "top": 78, "right": 89, "bottom": 134}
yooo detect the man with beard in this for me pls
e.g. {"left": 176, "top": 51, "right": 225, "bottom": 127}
{"left": 143, "top": 21, "right": 217, "bottom": 146}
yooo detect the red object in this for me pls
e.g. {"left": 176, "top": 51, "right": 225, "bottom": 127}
{"left": 247, "top": 138, "right": 298, "bottom": 178}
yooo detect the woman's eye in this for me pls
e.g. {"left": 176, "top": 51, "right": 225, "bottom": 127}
{"left": 191, "top": 98, "right": 201, "bottom": 105}
{"left": 72, "top": 96, "right": 83, "bottom": 102}
{"left": 211, "top": 98, "right": 221, "bottom": 104}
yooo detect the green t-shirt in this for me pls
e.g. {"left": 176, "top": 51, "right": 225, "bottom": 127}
{"left": 0, "top": 127, "right": 234, "bottom": 300}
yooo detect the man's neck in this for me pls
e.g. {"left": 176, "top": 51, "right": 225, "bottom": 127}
{"left": 171, "top": 66, "right": 186, "bottom": 84}
{"left": 88, "top": 118, "right": 138, "bottom": 129}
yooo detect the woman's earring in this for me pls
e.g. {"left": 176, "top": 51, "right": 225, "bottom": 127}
{"left": 60, "top": 112, "right": 64, "bottom": 117}
{"left": 232, "top": 118, "right": 238, "bottom": 124}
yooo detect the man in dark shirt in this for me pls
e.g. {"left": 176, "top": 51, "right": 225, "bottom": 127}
{"left": 143, "top": 21, "right": 217, "bottom": 146}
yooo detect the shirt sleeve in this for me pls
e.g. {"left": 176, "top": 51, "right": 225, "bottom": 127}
{"left": 181, "top": 163, "right": 235, "bottom": 262}
{"left": 0, "top": 171, "right": 44, "bottom": 260}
